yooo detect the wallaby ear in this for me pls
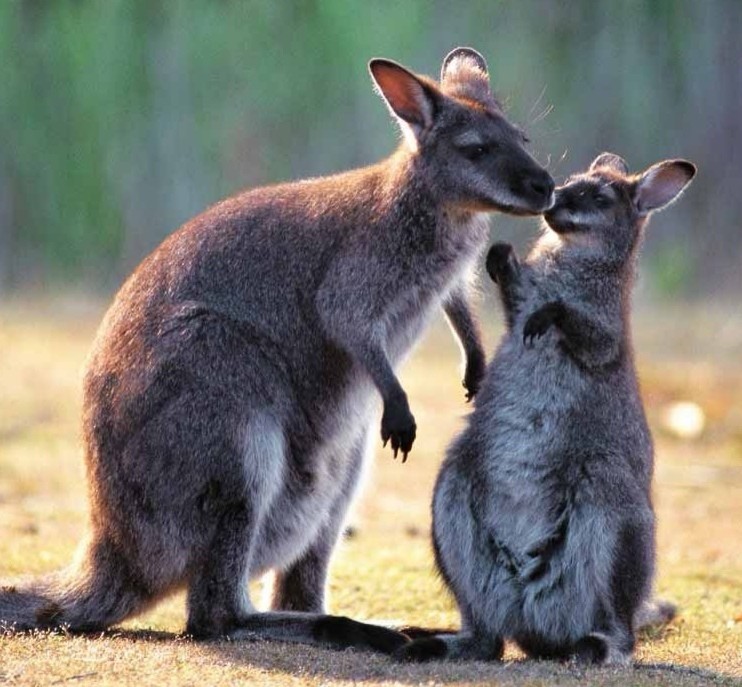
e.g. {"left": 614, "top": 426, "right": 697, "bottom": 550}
{"left": 589, "top": 152, "right": 629, "bottom": 175}
{"left": 634, "top": 159, "right": 697, "bottom": 215}
{"left": 369, "top": 59, "right": 437, "bottom": 140}
{"left": 441, "top": 47, "right": 489, "bottom": 83}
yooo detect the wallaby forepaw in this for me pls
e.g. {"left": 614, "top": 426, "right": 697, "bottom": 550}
{"left": 394, "top": 636, "right": 448, "bottom": 662}
{"left": 381, "top": 394, "right": 417, "bottom": 462}
{"left": 486, "top": 242, "right": 517, "bottom": 284}
{"left": 463, "top": 350, "right": 487, "bottom": 402}
{"left": 523, "top": 301, "right": 564, "bottom": 348}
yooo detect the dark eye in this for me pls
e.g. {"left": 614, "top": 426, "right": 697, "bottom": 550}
{"left": 460, "top": 143, "right": 490, "bottom": 161}
{"left": 594, "top": 194, "right": 612, "bottom": 209}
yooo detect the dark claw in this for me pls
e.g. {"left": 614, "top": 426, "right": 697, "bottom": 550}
{"left": 523, "top": 301, "right": 564, "bottom": 348}
{"left": 381, "top": 393, "right": 416, "bottom": 462}
{"left": 462, "top": 349, "right": 486, "bottom": 403}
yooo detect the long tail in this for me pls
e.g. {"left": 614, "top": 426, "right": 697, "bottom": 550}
{"left": 0, "top": 537, "right": 152, "bottom": 632}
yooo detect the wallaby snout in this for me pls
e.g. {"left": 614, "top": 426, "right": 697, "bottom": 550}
{"left": 543, "top": 202, "right": 579, "bottom": 234}
{"left": 506, "top": 164, "right": 555, "bottom": 215}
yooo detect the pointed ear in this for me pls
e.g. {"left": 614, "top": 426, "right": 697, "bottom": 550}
{"left": 634, "top": 160, "right": 697, "bottom": 215}
{"left": 369, "top": 59, "right": 437, "bottom": 139}
{"left": 590, "top": 152, "right": 629, "bottom": 175}
{"left": 441, "top": 47, "right": 489, "bottom": 83}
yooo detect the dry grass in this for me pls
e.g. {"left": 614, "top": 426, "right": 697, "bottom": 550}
{"left": 1, "top": 296, "right": 741, "bottom": 686}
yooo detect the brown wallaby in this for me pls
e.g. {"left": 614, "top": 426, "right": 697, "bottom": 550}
{"left": 0, "top": 48, "right": 553, "bottom": 651}
{"left": 397, "top": 153, "right": 696, "bottom": 664}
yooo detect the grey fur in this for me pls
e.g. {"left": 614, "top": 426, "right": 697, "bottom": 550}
{"left": 0, "top": 48, "right": 553, "bottom": 651}
{"left": 399, "top": 154, "right": 696, "bottom": 664}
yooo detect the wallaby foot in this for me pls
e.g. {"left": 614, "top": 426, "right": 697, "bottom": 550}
{"left": 573, "top": 633, "right": 609, "bottom": 664}
{"left": 225, "top": 612, "right": 408, "bottom": 654}
{"left": 395, "top": 632, "right": 503, "bottom": 663}
{"left": 574, "top": 632, "right": 632, "bottom": 666}
{"left": 394, "top": 636, "right": 449, "bottom": 662}
{"left": 312, "top": 615, "right": 409, "bottom": 653}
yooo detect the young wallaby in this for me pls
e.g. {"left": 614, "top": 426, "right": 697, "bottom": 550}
{"left": 397, "top": 153, "right": 696, "bottom": 664}
{"left": 0, "top": 48, "right": 554, "bottom": 651}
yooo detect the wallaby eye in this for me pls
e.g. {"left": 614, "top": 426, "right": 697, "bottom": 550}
{"left": 594, "top": 194, "right": 612, "bottom": 209}
{"left": 460, "top": 143, "right": 489, "bottom": 161}
{"left": 461, "top": 143, "right": 487, "bottom": 161}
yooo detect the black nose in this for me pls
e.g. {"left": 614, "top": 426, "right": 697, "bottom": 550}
{"left": 528, "top": 173, "right": 555, "bottom": 202}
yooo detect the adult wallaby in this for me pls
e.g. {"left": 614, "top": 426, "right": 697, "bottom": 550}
{"left": 398, "top": 153, "right": 696, "bottom": 664}
{"left": 0, "top": 48, "right": 554, "bottom": 650}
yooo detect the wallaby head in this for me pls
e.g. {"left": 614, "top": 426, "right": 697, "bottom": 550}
{"left": 542, "top": 152, "right": 696, "bottom": 265}
{"left": 368, "top": 47, "right": 554, "bottom": 216}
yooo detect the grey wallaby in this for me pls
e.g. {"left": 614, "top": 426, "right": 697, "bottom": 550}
{"left": 0, "top": 48, "right": 554, "bottom": 651}
{"left": 397, "top": 153, "right": 696, "bottom": 664}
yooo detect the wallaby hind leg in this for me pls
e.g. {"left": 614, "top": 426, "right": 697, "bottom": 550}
{"left": 185, "top": 410, "right": 285, "bottom": 637}
{"left": 186, "top": 497, "right": 406, "bottom": 653}
{"left": 572, "top": 519, "right": 654, "bottom": 665}
{"left": 270, "top": 429, "right": 369, "bottom": 613}
{"left": 184, "top": 416, "right": 405, "bottom": 653}
{"left": 185, "top": 491, "right": 406, "bottom": 652}
{"left": 185, "top": 499, "right": 257, "bottom": 637}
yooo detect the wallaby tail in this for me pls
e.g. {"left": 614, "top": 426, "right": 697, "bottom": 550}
{"left": 634, "top": 598, "right": 677, "bottom": 631}
{"left": 0, "top": 536, "right": 153, "bottom": 633}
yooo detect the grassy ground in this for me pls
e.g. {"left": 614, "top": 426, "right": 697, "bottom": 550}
{"left": 0, "top": 296, "right": 741, "bottom": 686}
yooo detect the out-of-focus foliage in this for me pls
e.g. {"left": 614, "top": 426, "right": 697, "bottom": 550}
{"left": 0, "top": 1, "right": 739, "bottom": 295}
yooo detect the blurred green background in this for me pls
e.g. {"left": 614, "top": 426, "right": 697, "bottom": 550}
{"left": 0, "top": 0, "right": 739, "bottom": 297}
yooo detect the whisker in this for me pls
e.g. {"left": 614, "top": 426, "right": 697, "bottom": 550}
{"left": 531, "top": 103, "right": 554, "bottom": 126}
{"left": 527, "top": 84, "right": 548, "bottom": 120}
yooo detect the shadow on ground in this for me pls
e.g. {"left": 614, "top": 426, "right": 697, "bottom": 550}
{"left": 50, "top": 627, "right": 738, "bottom": 687}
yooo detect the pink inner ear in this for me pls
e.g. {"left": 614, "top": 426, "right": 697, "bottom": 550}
{"left": 638, "top": 162, "right": 695, "bottom": 212}
{"left": 373, "top": 64, "right": 432, "bottom": 128}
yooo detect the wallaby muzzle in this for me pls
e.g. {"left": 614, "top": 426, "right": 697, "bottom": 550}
{"left": 544, "top": 192, "right": 585, "bottom": 233}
